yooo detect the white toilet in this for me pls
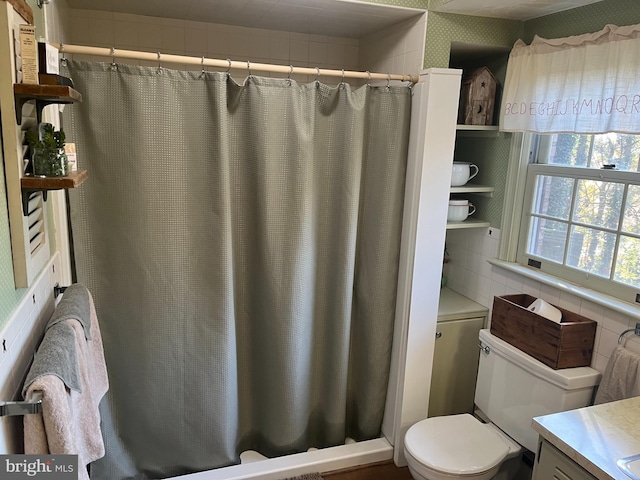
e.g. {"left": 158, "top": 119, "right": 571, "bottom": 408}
{"left": 404, "top": 329, "right": 601, "bottom": 480}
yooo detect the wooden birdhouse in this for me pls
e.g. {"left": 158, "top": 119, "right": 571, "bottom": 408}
{"left": 460, "top": 67, "right": 497, "bottom": 126}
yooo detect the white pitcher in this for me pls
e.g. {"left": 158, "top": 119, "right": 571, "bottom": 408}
{"left": 451, "top": 162, "right": 479, "bottom": 186}
{"left": 447, "top": 199, "right": 476, "bottom": 222}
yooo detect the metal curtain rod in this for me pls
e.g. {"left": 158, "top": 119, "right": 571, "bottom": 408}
{"left": 54, "top": 43, "right": 420, "bottom": 84}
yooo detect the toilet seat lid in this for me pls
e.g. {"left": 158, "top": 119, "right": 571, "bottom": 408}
{"left": 405, "top": 414, "right": 509, "bottom": 475}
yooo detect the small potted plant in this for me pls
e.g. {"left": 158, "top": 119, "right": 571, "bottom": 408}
{"left": 25, "top": 123, "right": 69, "bottom": 177}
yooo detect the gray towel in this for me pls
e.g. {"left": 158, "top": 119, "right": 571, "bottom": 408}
{"left": 46, "top": 283, "right": 92, "bottom": 340}
{"left": 594, "top": 345, "right": 640, "bottom": 404}
{"left": 24, "top": 290, "right": 109, "bottom": 477}
{"left": 22, "top": 321, "right": 82, "bottom": 395}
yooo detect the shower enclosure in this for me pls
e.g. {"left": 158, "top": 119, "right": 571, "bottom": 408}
{"left": 36, "top": 1, "right": 461, "bottom": 477}
{"left": 64, "top": 61, "right": 411, "bottom": 478}
{"left": 61, "top": 64, "right": 460, "bottom": 479}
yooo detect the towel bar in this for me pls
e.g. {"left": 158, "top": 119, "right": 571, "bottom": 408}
{"left": 618, "top": 322, "right": 640, "bottom": 345}
{"left": 53, "top": 282, "right": 68, "bottom": 299}
{"left": 0, "top": 391, "right": 43, "bottom": 417}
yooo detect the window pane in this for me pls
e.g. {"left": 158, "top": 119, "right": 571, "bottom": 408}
{"left": 541, "top": 133, "right": 640, "bottom": 172}
{"left": 545, "top": 134, "right": 591, "bottom": 166}
{"left": 567, "top": 226, "right": 616, "bottom": 278}
{"left": 614, "top": 236, "right": 640, "bottom": 288}
{"left": 622, "top": 184, "right": 640, "bottom": 235}
{"left": 532, "top": 175, "right": 574, "bottom": 220}
{"left": 526, "top": 133, "right": 640, "bottom": 302}
{"left": 573, "top": 179, "right": 624, "bottom": 230}
{"left": 528, "top": 217, "right": 568, "bottom": 263}
{"left": 591, "top": 133, "right": 640, "bottom": 171}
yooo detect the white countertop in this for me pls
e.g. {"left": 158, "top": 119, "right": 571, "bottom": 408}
{"left": 438, "top": 287, "right": 488, "bottom": 322}
{"left": 532, "top": 397, "right": 640, "bottom": 479}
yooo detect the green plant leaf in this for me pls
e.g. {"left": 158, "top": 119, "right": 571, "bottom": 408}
{"left": 25, "top": 130, "right": 43, "bottom": 149}
{"left": 37, "top": 123, "right": 65, "bottom": 149}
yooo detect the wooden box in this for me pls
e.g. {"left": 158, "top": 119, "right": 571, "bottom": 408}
{"left": 490, "top": 294, "right": 596, "bottom": 369}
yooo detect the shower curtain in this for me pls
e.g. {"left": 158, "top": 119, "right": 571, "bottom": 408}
{"left": 62, "top": 60, "right": 411, "bottom": 479}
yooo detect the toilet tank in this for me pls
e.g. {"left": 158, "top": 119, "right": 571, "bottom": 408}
{"left": 474, "top": 329, "right": 600, "bottom": 452}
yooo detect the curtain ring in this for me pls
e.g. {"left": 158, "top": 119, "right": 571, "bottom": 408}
{"left": 366, "top": 70, "right": 371, "bottom": 87}
{"left": 156, "top": 52, "right": 162, "bottom": 74}
{"left": 60, "top": 42, "right": 67, "bottom": 66}
{"left": 287, "top": 64, "right": 293, "bottom": 85}
{"left": 315, "top": 67, "right": 320, "bottom": 82}
{"left": 200, "top": 56, "right": 206, "bottom": 78}
{"left": 386, "top": 72, "right": 391, "bottom": 90}
{"left": 226, "top": 58, "right": 232, "bottom": 73}
{"left": 340, "top": 68, "right": 345, "bottom": 88}
{"left": 110, "top": 47, "right": 117, "bottom": 70}
{"left": 247, "top": 60, "right": 252, "bottom": 77}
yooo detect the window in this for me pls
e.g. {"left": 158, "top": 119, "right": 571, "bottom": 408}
{"left": 518, "top": 133, "right": 640, "bottom": 303}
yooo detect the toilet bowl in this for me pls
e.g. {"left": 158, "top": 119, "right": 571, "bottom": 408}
{"left": 404, "top": 414, "right": 521, "bottom": 480}
{"left": 403, "top": 329, "right": 601, "bottom": 480}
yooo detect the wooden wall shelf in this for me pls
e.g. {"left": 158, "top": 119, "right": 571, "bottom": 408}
{"left": 14, "top": 84, "right": 82, "bottom": 124}
{"left": 21, "top": 169, "right": 88, "bottom": 190}
{"left": 6, "top": 0, "right": 33, "bottom": 24}
{"left": 21, "top": 169, "right": 88, "bottom": 215}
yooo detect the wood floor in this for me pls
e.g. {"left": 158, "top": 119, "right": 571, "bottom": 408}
{"left": 323, "top": 460, "right": 413, "bottom": 480}
{"left": 320, "top": 452, "right": 534, "bottom": 480}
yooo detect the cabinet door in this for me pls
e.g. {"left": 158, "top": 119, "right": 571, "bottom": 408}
{"left": 533, "top": 440, "right": 597, "bottom": 480}
{"left": 428, "top": 316, "right": 485, "bottom": 417}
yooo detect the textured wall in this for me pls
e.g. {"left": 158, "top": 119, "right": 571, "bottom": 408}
{"left": 423, "top": 13, "right": 521, "bottom": 69}
{"left": 524, "top": 0, "right": 640, "bottom": 42}
{"left": 360, "top": 0, "right": 429, "bottom": 9}
{"left": 0, "top": 145, "right": 26, "bottom": 329}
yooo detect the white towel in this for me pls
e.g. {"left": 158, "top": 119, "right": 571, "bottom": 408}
{"left": 24, "top": 287, "right": 108, "bottom": 480}
{"left": 594, "top": 345, "right": 640, "bottom": 405}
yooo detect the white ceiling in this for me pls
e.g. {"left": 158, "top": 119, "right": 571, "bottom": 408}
{"left": 431, "top": 0, "right": 605, "bottom": 21}
{"left": 63, "top": 0, "right": 608, "bottom": 38}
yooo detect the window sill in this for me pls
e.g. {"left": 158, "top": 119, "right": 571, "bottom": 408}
{"left": 487, "top": 259, "right": 640, "bottom": 320}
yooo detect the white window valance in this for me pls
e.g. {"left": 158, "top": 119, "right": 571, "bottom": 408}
{"left": 500, "top": 24, "right": 640, "bottom": 134}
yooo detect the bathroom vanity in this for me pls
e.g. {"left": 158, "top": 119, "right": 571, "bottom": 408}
{"left": 429, "top": 288, "right": 488, "bottom": 417}
{"left": 531, "top": 396, "right": 640, "bottom": 480}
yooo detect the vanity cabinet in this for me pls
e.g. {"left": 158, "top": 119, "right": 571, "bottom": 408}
{"left": 429, "top": 288, "right": 488, "bottom": 417}
{"left": 533, "top": 440, "right": 597, "bottom": 480}
{"left": 429, "top": 316, "right": 485, "bottom": 416}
